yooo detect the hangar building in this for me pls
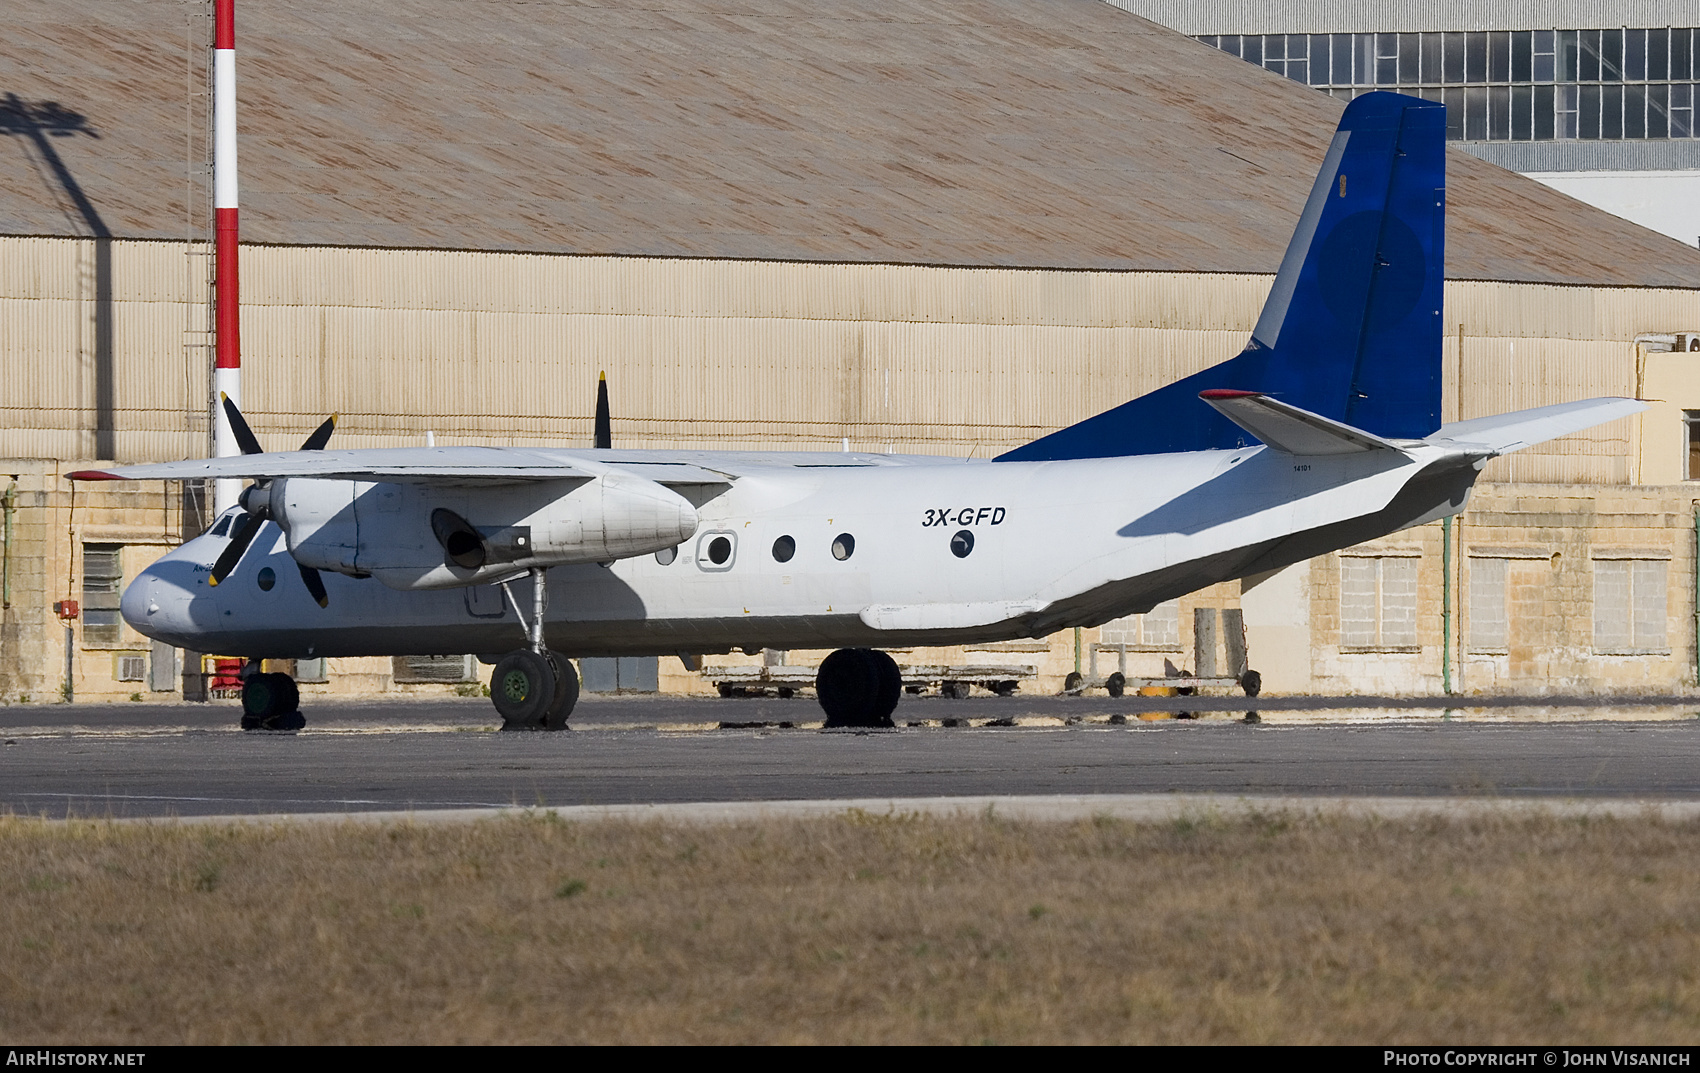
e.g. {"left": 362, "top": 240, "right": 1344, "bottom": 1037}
{"left": 1, "top": 0, "right": 1699, "bottom": 703}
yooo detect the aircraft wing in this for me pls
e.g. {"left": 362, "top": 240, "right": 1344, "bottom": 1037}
{"left": 1197, "top": 390, "right": 1407, "bottom": 455}
{"left": 1425, "top": 398, "right": 1646, "bottom": 456}
{"left": 68, "top": 446, "right": 732, "bottom": 487}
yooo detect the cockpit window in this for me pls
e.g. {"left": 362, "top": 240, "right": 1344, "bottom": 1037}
{"left": 210, "top": 514, "right": 233, "bottom": 537}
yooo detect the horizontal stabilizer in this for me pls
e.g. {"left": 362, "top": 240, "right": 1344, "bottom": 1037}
{"left": 1425, "top": 398, "right": 1646, "bottom": 456}
{"left": 1197, "top": 390, "right": 1405, "bottom": 456}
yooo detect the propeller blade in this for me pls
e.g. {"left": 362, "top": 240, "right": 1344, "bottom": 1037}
{"left": 593, "top": 371, "right": 611, "bottom": 450}
{"left": 208, "top": 511, "right": 265, "bottom": 586}
{"left": 297, "top": 563, "right": 329, "bottom": 608}
{"left": 220, "top": 393, "right": 265, "bottom": 456}
{"left": 299, "top": 414, "right": 337, "bottom": 452}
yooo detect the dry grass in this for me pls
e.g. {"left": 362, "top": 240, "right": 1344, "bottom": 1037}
{"left": 3, "top": 809, "right": 1699, "bottom": 1044}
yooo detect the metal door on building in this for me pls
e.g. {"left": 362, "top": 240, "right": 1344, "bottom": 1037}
{"left": 579, "top": 657, "right": 659, "bottom": 693}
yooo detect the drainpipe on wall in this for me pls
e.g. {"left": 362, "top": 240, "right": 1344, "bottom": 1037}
{"left": 1442, "top": 515, "right": 1453, "bottom": 695}
{"left": 1, "top": 480, "right": 14, "bottom": 609}
{"left": 1693, "top": 505, "right": 1699, "bottom": 688}
{"left": 63, "top": 625, "right": 74, "bottom": 703}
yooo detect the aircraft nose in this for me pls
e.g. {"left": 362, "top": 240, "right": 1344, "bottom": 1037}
{"left": 121, "top": 562, "right": 192, "bottom": 640}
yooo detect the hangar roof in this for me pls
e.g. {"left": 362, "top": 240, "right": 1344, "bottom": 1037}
{"left": 1, "top": 0, "right": 1697, "bottom": 287}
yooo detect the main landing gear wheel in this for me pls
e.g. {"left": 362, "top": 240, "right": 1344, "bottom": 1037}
{"left": 493, "top": 649, "right": 553, "bottom": 730}
{"left": 816, "top": 647, "right": 901, "bottom": 728}
{"left": 492, "top": 649, "right": 579, "bottom": 731}
{"left": 240, "top": 672, "right": 303, "bottom": 731}
{"left": 542, "top": 653, "right": 579, "bottom": 732}
{"left": 487, "top": 566, "right": 578, "bottom": 731}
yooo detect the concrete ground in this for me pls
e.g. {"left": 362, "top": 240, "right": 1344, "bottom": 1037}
{"left": 1, "top": 693, "right": 1696, "bottom": 818}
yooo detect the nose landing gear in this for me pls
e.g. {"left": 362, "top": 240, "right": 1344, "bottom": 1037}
{"left": 239, "top": 665, "right": 304, "bottom": 731}
{"left": 489, "top": 567, "right": 580, "bottom": 731}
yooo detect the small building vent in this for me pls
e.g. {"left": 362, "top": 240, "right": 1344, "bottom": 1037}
{"left": 393, "top": 654, "right": 476, "bottom": 683}
{"left": 115, "top": 654, "right": 147, "bottom": 682}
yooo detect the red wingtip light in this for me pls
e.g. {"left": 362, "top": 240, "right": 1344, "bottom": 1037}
{"left": 1198, "top": 389, "right": 1261, "bottom": 400}
{"left": 66, "top": 470, "right": 124, "bottom": 481}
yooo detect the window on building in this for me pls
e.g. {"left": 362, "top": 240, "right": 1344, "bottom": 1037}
{"left": 1197, "top": 27, "right": 1700, "bottom": 143}
{"left": 1340, "top": 555, "right": 1419, "bottom": 650}
{"left": 81, "top": 543, "right": 123, "bottom": 645}
{"left": 1100, "top": 600, "right": 1181, "bottom": 649}
{"left": 1593, "top": 558, "right": 1669, "bottom": 653}
{"left": 1685, "top": 411, "right": 1700, "bottom": 479}
{"left": 1467, "top": 557, "right": 1509, "bottom": 652}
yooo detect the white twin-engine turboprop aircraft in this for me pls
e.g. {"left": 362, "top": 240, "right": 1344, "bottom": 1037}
{"left": 75, "top": 93, "right": 1642, "bottom": 730}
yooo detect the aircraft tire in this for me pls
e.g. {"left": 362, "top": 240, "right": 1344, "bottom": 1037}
{"left": 492, "top": 649, "right": 555, "bottom": 730}
{"left": 272, "top": 673, "right": 300, "bottom": 715}
{"left": 241, "top": 672, "right": 295, "bottom": 727}
{"left": 1105, "top": 672, "right": 1126, "bottom": 698}
{"left": 817, "top": 647, "right": 900, "bottom": 728}
{"left": 542, "top": 652, "right": 579, "bottom": 732}
{"left": 264, "top": 709, "right": 306, "bottom": 732}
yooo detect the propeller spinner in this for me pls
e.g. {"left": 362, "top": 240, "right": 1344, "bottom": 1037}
{"left": 207, "top": 394, "right": 336, "bottom": 608}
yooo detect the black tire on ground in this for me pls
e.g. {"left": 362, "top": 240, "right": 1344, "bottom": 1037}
{"left": 943, "top": 680, "right": 971, "bottom": 700}
{"left": 992, "top": 680, "right": 1018, "bottom": 697}
{"left": 264, "top": 709, "right": 306, "bottom": 731}
{"left": 542, "top": 652, "right": 579, "bottom": 731}
{"left": 1105, "top": 671, "right": 1126, "bottom": 698}
{"left": 1063, "top": 671, "right": 1084, "bottom": 693}
{"left": 1240, "top": 669, "right": 1263, "bottom": 697}
{"left": 492, "top": 649, "right": 556, "bottom": 729}
{"left": 241, "top": 672, "right": 290, "bottom": 726}
{"left": 270, "top": 672, "right": 299, "bottom": 715}
{"left": 816, "top": 647, "right": 901, "bottom": 728}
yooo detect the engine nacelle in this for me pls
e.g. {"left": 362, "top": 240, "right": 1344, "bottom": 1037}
{"left": 272, "top": 472, "right": 698, "bottom": 590}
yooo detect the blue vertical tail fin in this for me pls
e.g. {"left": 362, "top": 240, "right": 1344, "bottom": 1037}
{"left": 999, "top": 91, "right": 1445, "bottom": 461}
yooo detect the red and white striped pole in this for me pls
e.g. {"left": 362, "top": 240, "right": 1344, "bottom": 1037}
{"left": 211, "top": 0, "right": 242, "bottom": 513}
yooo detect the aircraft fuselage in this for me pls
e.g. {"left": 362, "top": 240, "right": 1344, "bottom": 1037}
{"left": 123, "top": 441, "right": 1472, "bottom": 660}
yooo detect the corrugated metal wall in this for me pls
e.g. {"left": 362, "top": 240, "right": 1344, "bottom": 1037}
{"left": 1, "top": 234, "right": 1694, "bottom": 484}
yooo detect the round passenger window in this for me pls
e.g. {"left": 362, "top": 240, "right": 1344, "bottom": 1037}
{"left": 950, "top": 530, "right": 974, "bottom": 558}
{"left": 832, "top": 533, "right": 855, "bottom": 561}
{"left": 708, "top": 536, "right": 733, "bottom": 565}
{"left": 256, "top": 566, "right": 276, "bottom": 591}
{"left": 772, "top": 535, "right": 796, "bottom": 562}
{"left": 655, "top": 546, "right": 677, "bottom": 566}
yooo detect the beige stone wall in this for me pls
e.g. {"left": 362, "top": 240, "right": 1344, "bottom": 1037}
{"left": 2, "top": 235, "right": 1695, "bottom": 474}
{"left": 1235, "top": 483, "right": 1699, "bottom": 698}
